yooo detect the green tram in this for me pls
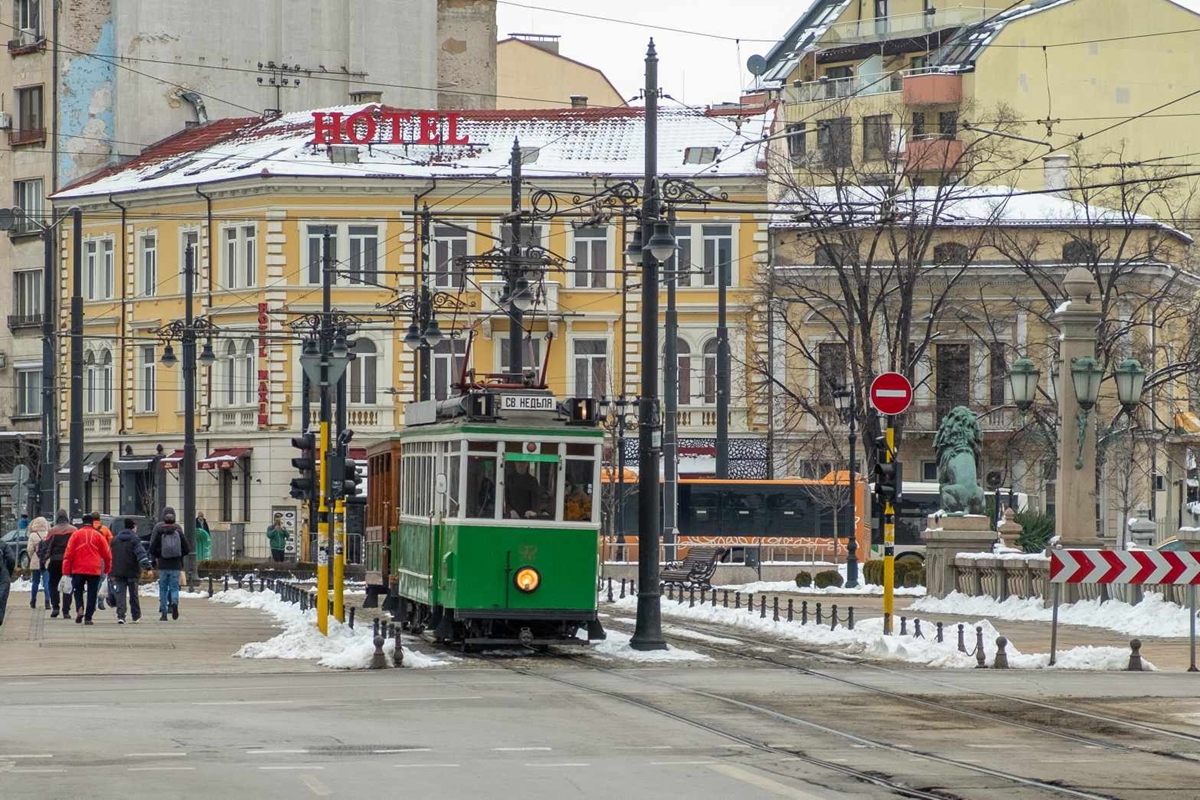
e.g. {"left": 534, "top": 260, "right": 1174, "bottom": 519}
{"left": 382, "top": 390, "right": 607, "bottom": 647}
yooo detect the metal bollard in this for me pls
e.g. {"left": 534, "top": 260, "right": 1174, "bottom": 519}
{"left": 957, "top": 623, "right": 966, "bottom": 653}
{"left": 631, "top": 581, "right": 635, "bottom": 595}
{"left": 936, "top": 622, "right": 944, "bottom": 643}
{"left": 620, "top": 579, "right": 626, "bottom": 599}
{"left": 735, "top": 592, "right": 741, "bottom": 609}
{"left": 816, "top": 602, "right": 822, "bottom": 626}
{"left": 975, "top": 626, "right": 987, "bottom": 669}
{"left": 607, "top": 577, "right": 614, "bottom": 603}
{"left": 746, "top": 594, "right": 753, "bottom": 614}
{"left": 373, "top": 617, "right": 380, "bottom": 638}
{"left": 689, "top": 587, "right": 695, "bottom": 608}
{"left": 759, "top": 596, "right": 766, "bottom": 619}
{"left": 394, "top": 625, "right": 403, "bottom": 668}
{"left": 787, "top": 599, "right": 794, "bottom": 622}
{"left": 913, "top": 619, "right": 923, "bottom": 639}
{"left": 370, "top": 636, "right": 387, "bottom": 669}
{"left": 900, "top": 616, "right": 907, "bottom": 636}
{"left": 723, "top": 590, "right": 729, "bottom": 608}
{"left": 349, "top": 607, "right": 356, "bottom": 630}
{"left": 1127, "top": 639, "right": 1144, "bottom": 672}
{"left": 237, "top": 576, "right": 242, "bottom": 590}
{"left": 224, "top": 575, "right": 229, "bottom": 592}
{"left": 883, "top": 612, "right": 890, "bottom": 635}
{"left": 993, "top": 636, "right": 1009, "bottom": 669}
{"left": 773, "top": 597, "right": 779, "bottom": 622}
{"left": 830, "top": 604, "right": 837, "bottom": 631}
{"left": 801, "top": 601, "right": 808, "bottom": 625}
{"left": 847, "top": 607, "right": 854, "bottom": 630}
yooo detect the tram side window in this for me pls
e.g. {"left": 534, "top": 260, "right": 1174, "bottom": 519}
{"left": 564, "top": 452, "right": 595, "bottom": 522}
{"left": 465, "top": 452, "right": 497, "bottom": 519}
{"left": 443, "top": 442, "right": 462, "bottom": 517}
{"left": 504, "top": 442, "right": 557, "bottom": 520}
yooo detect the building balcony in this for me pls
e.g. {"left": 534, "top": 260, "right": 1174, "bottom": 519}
{"left": 83, "top": 415, "right": 116, "bottom": 436}
{"left": 9, "top": 127, "right": 46, "bottom": 147}
{"left": 820, "top": 6, "right": 989, "bottom": 46}
{"left": 674, "top": 405, "right": 748, "bottom": 432}
{"left": 211, "top": 407, "right": 258, "bottom": 431}
{"left": 905, "top": 135, "right": 964, "bottom": 171}
{"left": 479, "top": 279, "right": 560, "bottom": 314}
{"left": 8, "top": 312, "right": 43, "bottom": 331}
{"left": 347, "top": 406, "right": 396, "bottom": 430}
{"left": 905, "top": 405, "right": 1022, "bottom": 435}
{"left": 902, "top": 71, "right": 963, "bottom": 106}
{"left": 784, "top": 71, "right": 902, "bottom": 105}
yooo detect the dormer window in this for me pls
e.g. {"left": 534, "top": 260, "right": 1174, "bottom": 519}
{"left": 683, "top": 146, "right": 719, "bottom": 165}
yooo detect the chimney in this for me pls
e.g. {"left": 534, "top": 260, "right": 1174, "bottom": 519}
{"left": 349, "top": 89, "right": 383, "bottom": 105}
{"left": 1043, "top": 154, "right": 1070, "bottom": 196}
{"left": 570, "top": 95, "right": 588, "bottom": 108}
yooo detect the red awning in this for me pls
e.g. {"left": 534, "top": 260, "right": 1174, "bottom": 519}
{"left": 197, "top": 447, "right": 252, "bottom": 470}
{"left": 160, "top": 449, "right": 186, "bottom": 469}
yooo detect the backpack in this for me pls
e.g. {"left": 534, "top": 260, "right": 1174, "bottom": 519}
{"left": 159, "top": 527, "right": 183, "bottom": 560}
{"left": 36, "top": 536, "right": 50, "bottom": 565}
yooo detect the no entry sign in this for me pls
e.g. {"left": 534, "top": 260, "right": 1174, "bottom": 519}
{"left": 869, "top": 372, "right": 913, "bottom": 415}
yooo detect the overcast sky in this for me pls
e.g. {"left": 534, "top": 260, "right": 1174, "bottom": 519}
{"left": 496, "top": 1, "right": 808, "bottom": 107}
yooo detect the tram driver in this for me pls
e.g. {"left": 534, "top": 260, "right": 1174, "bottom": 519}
{"left": 505, "top": 461, "right": 548, "bottom": 519}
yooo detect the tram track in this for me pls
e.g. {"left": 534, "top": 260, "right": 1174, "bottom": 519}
{"left": 604, "top": 610, "right": 1200, "bottom": 756}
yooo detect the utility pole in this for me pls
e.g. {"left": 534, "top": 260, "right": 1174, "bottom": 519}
{"left": 663, "top": 207, "right": 679, "bottom": 561}
{"left": 418, "top": 207, "right": 432, "bottom": 401}
{"left": 508, "top": 138, "right": 524, "bottom": 379}
{"left": 39, "top": 212, "right": 59, "bottom": 516}
{"left": 301, "top": 372, "right": 316, "bottom": 558}
{"left": 333, "top": 372, "right": 348, "bottom": 622}
{"left": 631, "top": 39, "right": 666, "bottom": 651}
{"left": 316, "top": 231, "right": 333, "bottom": 635}
{"left": 715, "top": 252, "right": 730, "bottom": 479}
{"left": 181, "top": 245, "right": 198, "bottom": 582}
{"left": 68, "top": 208, "right": 84, "bottom": 523}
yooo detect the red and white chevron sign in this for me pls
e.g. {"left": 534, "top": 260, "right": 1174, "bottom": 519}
{"left": 1050, "top": 549, "right": 1200, "bottom": 585}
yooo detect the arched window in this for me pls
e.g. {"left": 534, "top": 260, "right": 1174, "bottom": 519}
{"left": 242, "top": 340, "right": 256, "bottom": 405}
{"left": 84, "top": 349, "right": 113, "bottom": 413}
{"left": 223, "top": 340, "right": 238, "bottom": 407}
{"left": 1062, "top": 239, "right": 1097, "bottom": 264}
{"left": 100, "top": 350, "right": 112, "bottom": 413}
{"left": 676, "top": 339, "right": 692, "bottom": 405}
{"left": 349, "top": 339, "right": 377, "bottom": 405}
{"left": 702, "top": 339, "right": 718, "bottom": 405}
{"left": 84, "top": 351, "right": 96, "bottom": 413}
{"left": 933, "top": 242, "right": 969, "bottom": 264}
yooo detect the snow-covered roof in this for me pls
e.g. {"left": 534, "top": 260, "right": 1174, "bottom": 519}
{"left": 761, "top": 1, "right": 850, "bottom": 87}
{"left": 55, "top": 104, "right": 773, "bottom": 201}
{"left": 770, "top": 184, "right": 1186, "bottom": 235}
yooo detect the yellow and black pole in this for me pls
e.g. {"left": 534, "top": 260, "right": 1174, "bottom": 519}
{"left": 333, "top": 495, "right": 346, "bottom": 623}
{"left": 316, "top": 419, "right": 331, "bottom": 635}
{"left": 882, "top": 421, "right": 895, "bottom": 634}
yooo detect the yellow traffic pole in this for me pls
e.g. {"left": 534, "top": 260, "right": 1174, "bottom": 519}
{"left": 316, "top": 420, "right": 330, "bottom": 635}
{"left": 883, "top": 422, "right": 895, "bottom": 635}
{"left": 333, "top": 496, "right": 346, "bottom": 623}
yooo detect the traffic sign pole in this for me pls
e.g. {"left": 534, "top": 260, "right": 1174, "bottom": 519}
{"left": 883, "top": 419, "right": 895, "bottom": 634}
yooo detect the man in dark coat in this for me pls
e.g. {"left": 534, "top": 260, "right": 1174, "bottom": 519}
{"left": 149, "top": 507, "right": 190, "bottom": 621}
{"left": 110, "top": 518, "right": 153, "bottom": 624}
{"left": 0, "top": 536, "right": 14, "bottom": 627}
{"left": 44, "top": 510, "right": 76, "bottom": 619}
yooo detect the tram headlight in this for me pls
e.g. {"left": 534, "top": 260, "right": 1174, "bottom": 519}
{"left": 514, "top": 566, "right": 541, "bottom": 593}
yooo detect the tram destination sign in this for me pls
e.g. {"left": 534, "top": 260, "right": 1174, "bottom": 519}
{"left": 501, "top": 394, "right": 557, "bottom": 412}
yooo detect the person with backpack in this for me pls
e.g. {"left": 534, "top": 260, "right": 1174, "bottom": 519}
{"left": 44, "top": 511, "right": 76, "bottom": 619}
{"left": 61, "top": 518, "right": 112, "bottom": 625}
{"left": 150, "top": 507, "right": 190, "bottom": 621}
{"left": 26, "top": 516, "right": 52, "bottom": 610}
{"left": 110, "top": 518, "right": 153, "bottom": 624}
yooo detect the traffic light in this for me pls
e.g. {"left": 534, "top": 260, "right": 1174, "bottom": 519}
{"left": 330, "top": 456, "right": 362, "bottom": 499}
{"left": 872, "top": 435, "right": 901, "bottom": 505}
{"left": 343, "top": 458, "right": 362, "bottom": 498}
{"left": 289, "top": 431, "right": 316, "bottom": 500}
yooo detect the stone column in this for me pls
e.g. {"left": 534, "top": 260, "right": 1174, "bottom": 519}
{"left": 1053, "top": 267, "right": 1102, "bottom": 548}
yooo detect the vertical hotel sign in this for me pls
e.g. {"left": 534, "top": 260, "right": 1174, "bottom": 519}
{"left": 257, "top": 302, "right": 270, "bottom": 426}
{"left": 309, "top": 110, "right": 470, "bottom": 146}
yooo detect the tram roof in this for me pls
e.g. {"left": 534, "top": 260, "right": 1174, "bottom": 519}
{"left": 393, "top": 418, "right": 605, "bottom": 440}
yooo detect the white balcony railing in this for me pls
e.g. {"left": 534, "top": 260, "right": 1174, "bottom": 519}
{"left": 821, "top": 6, "right": 991, "bottom": 46}
{"left": 674, "top": 405, "right": 748, "bottom": 431}
{"left": 479, "top": 279, "right": 560, "bottom": 314}
{"left": 211, "top": 408, "right": 257, "bottom": 431}
{"left": 83, "top": 415, "right": 116, "bottom": 436}
{"left": 784, "top": 70, "right": 903, "bottom": 104}
{"left": 348, "top": 406, "right": 395, "bottom": 429}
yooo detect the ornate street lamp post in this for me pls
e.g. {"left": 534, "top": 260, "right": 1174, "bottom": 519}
{"left": 833, "top": 386, "right": 859, "bottom": 588}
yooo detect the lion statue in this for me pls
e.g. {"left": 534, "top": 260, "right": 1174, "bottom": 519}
{"left": 932, "top": 406, "right": 986, "bottom": 515}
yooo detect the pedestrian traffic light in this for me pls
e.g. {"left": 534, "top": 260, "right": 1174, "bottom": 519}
{"left": 289, "top": 431, "right": 316, "bottom": 500}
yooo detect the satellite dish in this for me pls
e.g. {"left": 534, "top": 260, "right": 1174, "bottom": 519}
{"left": 0, "top": 207, "right": 16, "bottom": 232}
{"left": 746, "top": 54, "right": 768, "bottom": 77}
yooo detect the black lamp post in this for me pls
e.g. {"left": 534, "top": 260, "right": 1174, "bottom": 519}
{"left": 833, "top": 386, "right": 859, "bottom": 588}
{"left": 390, "top": 287, "right": 469, "bottom": 402}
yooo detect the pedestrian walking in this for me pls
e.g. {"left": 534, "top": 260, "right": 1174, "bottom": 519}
{"left": 44, "top": 511, "right": 76, "bottom": 619}
{"left": 195, "top": 512, "right": 211, "bottom": 562}
{"left": 0, "top": 533, "right": 14, "bottom": 627}
{"left": 61, "top": 520, "right": 111, "bottom": 625}
{"left": 25, "top": 516, "right": 51, "bottom": 609}
{"left": 150, "top": 507, "right": 190, "bottom": 621}
{"left": 267, "top": 513, "right": 288, "bottom": 563}
{"left": 86, "top": 512, "right": 113, "bottom": 610}
{"left": 110, "top": 518, "right": 153, "bottom": 624}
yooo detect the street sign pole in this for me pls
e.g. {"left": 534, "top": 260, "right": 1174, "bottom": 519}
{"left": 883, "top": 419, "right": 895, "bottom": 634}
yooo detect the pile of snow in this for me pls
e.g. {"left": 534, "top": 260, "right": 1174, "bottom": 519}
{"left": 9, "top": 577, "right": 206, "bottom": 598}
{"left": 956, "top": 551, "right": 1049, "bottom": 562}
{"left": 212, "top": 589, "right": 447, "bottom": 669}
{"left": 611, "top": 596, "right": 1150, "bottom": 671}
{"left": 581, "top": 627, "right": 712, "bottom": 663}
{"left": 910, "top": 591, "right": 1196, "bottom": 639}
{"left": 717, "top": 580, "right": 926, "bottom": 597}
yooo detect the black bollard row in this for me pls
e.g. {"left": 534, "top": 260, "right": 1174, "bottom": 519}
{"left": 975, "top": 626, "right": 987, "bottom": 669}
{"left": 631, "top": 580, "right": 636, "bottom": 595}
{"left": 723, "top": 590, "right": 729, "bottom": 608}
{"left": 900, "top": 616, "right": 908, "bottom": 636}
{"left": 936, "top": 621, "right": 944, "bottom": 643}
{"left": 394, "top": 624, "right": 404, "bottom": 668}
{"left": 913, "top": 619, "right": 923, "bottom": 639}
{"left": 957, "top": 623, "right": 966, "bottom": 653}
{"left": 208, "top": 575, "right": 214, "bottom": 598}
{"left": 830, "top": 604, "right": 837, "bottom": 631}
{"left": 607, "top": 577, "right": 614, "bottom": 603}
{"left": 349, "top": 607, "right": 356, "bottom": 630}
{"left": 711, "top": 589, "right": 717, "bottom": 607}
{"left": 787, "top": 599, "right": 794, "bottom": 622}
{"left": 1127, "top": 639, "right": 1144, "bottom": 672}
{"left": 772, "top": 597, "right": 779, "bottom": 622}
{"left": 373, "top": 617, "right": 380, "bottom": 638}
{"left": 759, "top": 596, "right": 766, "bottom": 619}
{"left": 816, "top": 602, "right": 823, "bottom": 626}
{"left": 746, "top": 594, "right": 753, "bottom": 614}
{"left": 847, "top": 607, "right": 855, "bottom": 630}
{"left": 620, "top": 579, "right": 626, "bottom": 599}
{"left": 224, "top": 575, "right": 229, "bottom": 592}
{"left": 735, "top": 592, "right": 741, "bottom": 610}
{"left": 993, "top": 636, "right": 1009, "bottom": 669}
{"left": 801, "top": 600, "right": 808, "bottom": 626}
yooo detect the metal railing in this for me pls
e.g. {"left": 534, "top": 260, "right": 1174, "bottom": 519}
{"left": 821, "top": 6, "right": 991, "bottom": 45}
{"left": 784, "top": 70, "right": 903, "bottom": 104}
{"left": 7, "top": 312, "right": 43, "bottom": 329}
{"left": 211, "top": 407, "right": 257, "bottom": 431}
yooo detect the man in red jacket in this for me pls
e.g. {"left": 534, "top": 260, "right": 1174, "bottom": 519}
{"left": 62, "top": 521, "right": 112, "bottom": 625}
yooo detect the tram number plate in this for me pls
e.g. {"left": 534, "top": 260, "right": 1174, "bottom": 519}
{"left": 501, "top": 395, "right": 556, "bottom": 412}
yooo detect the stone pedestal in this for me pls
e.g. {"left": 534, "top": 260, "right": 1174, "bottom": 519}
{"left": 1176, "top": 526, "right": 1200, "bottom": 545}
{"left": 997, "top": 507, "right": 1023, "bottom": 549}
{"left": 1127, "top": 503, "right": 1156, "bottom": 549}
{"left": 923, "top": 514, "right": 997, "bottom": 598}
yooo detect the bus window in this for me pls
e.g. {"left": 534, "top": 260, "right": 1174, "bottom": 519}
{"left": 564, "top": 456, "right": 595, "bottom": 522}
{"left": 465, "top": 454, "right": 497, "bottom": 519}
{"left": 721, "top": 486, "right": 768, "bottom": 534}
{"left": 684, "top": 485, "right": 720, "bottom": 537}
{"left": 771, "top": 487, "right": 812, "bottom": 536}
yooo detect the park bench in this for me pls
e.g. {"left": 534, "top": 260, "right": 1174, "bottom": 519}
{"left": 660, "top": 546, "right": 727, "bottom": 591}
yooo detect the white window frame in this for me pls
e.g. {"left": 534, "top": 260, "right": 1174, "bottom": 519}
{"left": 139, "top": 233, "right": 157, "bottom": 298}
{"left": 698, "top": 224, "right": 734, "bottom": 288}
{"left": 571, "top": 338, "right": 608, "bottom": 398}
{"left": 179, "top": 228, "right": 201, "bottom": 293}
{"left": 242, "top": 339, "right": 257, "bottom": 405}
{"left": 221, "top": 224, "right": 256, "bottom": 290}
{"left": 13, "top": 269, "right": 42, "bottom": 319}
{"left": 347, "top": 224, "right": 379, "bottom": 285}
{"left": 84, "top": 238, "right": 115, "bottom": 300}
{"left": 349, "top": 338, "right": 378, "bottom": 405}
{"left": 15, "top": 366, "right": 41, "bottom": 416}
{"left": 13, "top": 177, "right": 42, "bottom": 235}
{"left": 84, "top": 347, "right": 113, "bottom": 414}
{"left": 432, "top": 338, "right": 468, "bottom": 401}
{"left": 495, "top": 335, "right": 543, "bottom": 375}
{"left": 431, "top": 224, "right": 469, "bottom": 288}
{"left": 139, "top": 345, "right": 157, "bottom": 413}
{"left": 571, "top": 226, "right": 609, "bottom": 289}
{"left": 304, "top": 224, "right": 338, "bottom": 286}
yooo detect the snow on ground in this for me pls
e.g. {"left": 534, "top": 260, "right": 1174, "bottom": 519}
{"left": 717, "top": 580, "right": 926, "bottom": 597}
{"left": 609, "top": 596, "right": 1150, "bottom": 671}
{"left": 211, "top": 589, "right": 448, "bottom": 669}
{"left": 581, "top": 627, "right": 712, "bottom": 663}
{"left": 9, "top": 577, "right": 206, "bottom": 599}
{"left": 910, "top": 591, "right": 1197, "bottom": 639}
{"left": 612, "top": 616, "right": 740, "bottom": 645}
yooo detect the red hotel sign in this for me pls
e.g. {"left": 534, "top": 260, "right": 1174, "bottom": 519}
{"left": 311, "top": 110, "right": 470, "bottom": 146}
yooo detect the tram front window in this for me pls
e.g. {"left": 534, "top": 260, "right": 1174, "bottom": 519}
{"left": 564, "top": 458, "right": 595, "bottom": 522}
{"left": 465, "top": 455, "right": 497, "bottom": 519}
{"left": 504, "top": 460, "right": 554, "bottom": 519}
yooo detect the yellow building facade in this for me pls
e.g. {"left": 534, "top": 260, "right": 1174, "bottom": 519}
{"left": 51, "top": 104, "right": 770, "bottom": 548}
{"left": 497, "top": 35, "right": 626, "bottom": 109}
